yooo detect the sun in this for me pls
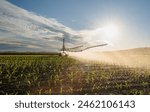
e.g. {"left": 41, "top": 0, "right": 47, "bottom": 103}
{"left": 103, "top": 24, "right": 119, "bottom": 38}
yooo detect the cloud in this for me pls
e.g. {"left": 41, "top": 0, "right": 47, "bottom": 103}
{"left": 79, "top": 28, "right": 106, "bottom": 46}
{"left": 0, "top": 0, "right": 83, "bottom": 51}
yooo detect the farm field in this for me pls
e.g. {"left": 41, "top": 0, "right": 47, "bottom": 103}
{"left": 0, "top": 55, "right": 150, "bottom": 95}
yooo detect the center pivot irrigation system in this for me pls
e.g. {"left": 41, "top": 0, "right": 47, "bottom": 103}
{"left": 59, "top": 38, "right": 107, "bottom": 56}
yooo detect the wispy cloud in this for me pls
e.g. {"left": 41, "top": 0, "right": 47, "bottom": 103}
{"left": 0, "top": 0, "right": 82, "bottom": 51}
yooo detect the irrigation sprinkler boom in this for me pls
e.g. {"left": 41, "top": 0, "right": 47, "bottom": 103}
{"left": 60, "top": 38, "right": 107, "bottom": 56}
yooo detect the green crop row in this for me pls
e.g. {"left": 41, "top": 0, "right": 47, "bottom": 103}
{"left": 0, "top": 55, "right": 150, "bottom": 95}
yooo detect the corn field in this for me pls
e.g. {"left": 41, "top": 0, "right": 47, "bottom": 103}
{"left": 0, "top": 55, "right": 150, "bottom": 95}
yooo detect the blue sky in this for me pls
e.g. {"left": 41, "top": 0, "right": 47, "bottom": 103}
{"left": 0, "top": 0, "right": 150, "bottom": 51}
{"left": 8, "top": 0, "right": 150, "bottom": 30}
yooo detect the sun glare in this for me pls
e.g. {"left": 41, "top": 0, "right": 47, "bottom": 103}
{"left": 81, "top": 22, "right": 120, "bottom": 44}
{"left": 103, "top": 24, "right": 119, "bottom": 38}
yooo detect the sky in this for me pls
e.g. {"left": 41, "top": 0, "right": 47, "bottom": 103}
{"left": 0, "top": 0, "right": 150, "bottom": 52}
